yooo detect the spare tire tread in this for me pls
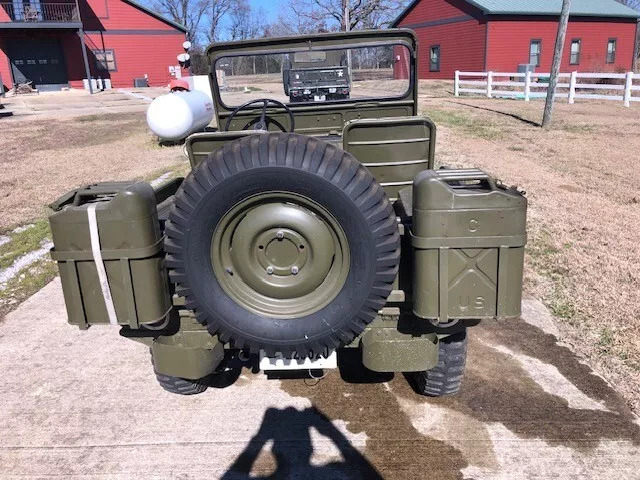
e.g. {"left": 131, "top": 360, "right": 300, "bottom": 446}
{"left": 166, "top": 133, "right": 400, "bottom": 357}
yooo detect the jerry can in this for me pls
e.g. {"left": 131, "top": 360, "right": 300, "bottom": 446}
{"left": 411, "top": 169, "right": 527, "bottom": 323}
{"left": 49, "top": 182, "right": 172, "bottom": 329}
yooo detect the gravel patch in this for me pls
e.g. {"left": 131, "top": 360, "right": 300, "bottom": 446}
{"left": 0, "top": 241, "right": 53, "bottom": 290}
{"left": 12, "top": 224, "right": 34, "bottom": 234}
{"left": 150, "top": 172, "right": 172, "bottom": 187}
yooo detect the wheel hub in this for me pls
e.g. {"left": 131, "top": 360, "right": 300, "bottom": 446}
{"left": 257, "top": 229, "right": 309, "bottom": 275}
{"left": 211, "top": 192, "right": 350, "bottom": 318}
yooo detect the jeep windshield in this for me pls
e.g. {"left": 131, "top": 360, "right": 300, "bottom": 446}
{"left": 206, "top": 30, "right": 417, "bottom": 135}
{"left": 215, "top": 43, "right": 410, "bottom": 107}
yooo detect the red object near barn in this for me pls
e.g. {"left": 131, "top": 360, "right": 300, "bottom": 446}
{"left": 0, "top": 0, "right": 187, "bottom": 92}
{"left": 392, "top": 0, "right": 640, "bottom": 79}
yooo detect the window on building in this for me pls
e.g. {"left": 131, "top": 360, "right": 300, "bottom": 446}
{"left": 606, "top": 39, "right": 617, "bottom": 64}
{"left": 94, "top": 50, "right": 116, "bottom": 72}
{"left": 570, "top": 39, "right": 581, "bottom": 65}
{"left": 429, "top": 45, "right": 440, "bottom": 72}
{"left": 529, "top": 40, "right": 541, "bottom": 67}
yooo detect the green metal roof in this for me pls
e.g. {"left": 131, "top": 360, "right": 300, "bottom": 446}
{"left": 392, "top": 0, "right": 640, "bottom": 26}
{"left": 466, "top": 0, "right": 640, "bottom": 18}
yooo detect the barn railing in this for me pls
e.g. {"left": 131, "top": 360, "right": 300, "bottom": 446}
{"left": 454, "top": 70, "right": 640, "bottom": 107}
{"left": 0, "top": 2, "right": 80, "bottom": 23}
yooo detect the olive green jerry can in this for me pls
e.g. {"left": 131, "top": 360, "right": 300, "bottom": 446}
{"left": 410, "top": 169, "right": 527, "bottom": 324}
{"left": 48, "top": 182, "right": 172, "bottom": 329}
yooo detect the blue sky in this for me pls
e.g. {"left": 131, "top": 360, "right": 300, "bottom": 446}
{"left": 250, "top": 0, "right": 279, "bottom": 22}
{"left": 140, "top": 0, "right": 282, "bottom": 39}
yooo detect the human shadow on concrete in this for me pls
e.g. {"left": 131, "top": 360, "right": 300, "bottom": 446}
{"left": 221, "top": 406, "right": 382, "bottom": 480}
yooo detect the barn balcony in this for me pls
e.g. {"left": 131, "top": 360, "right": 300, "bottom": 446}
{"left": 0, "top": 1, "right": 82, "bottom": 28}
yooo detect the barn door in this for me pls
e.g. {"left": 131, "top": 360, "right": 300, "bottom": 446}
{"left": 8, "top": 39, "right": 68, "bottom": 90}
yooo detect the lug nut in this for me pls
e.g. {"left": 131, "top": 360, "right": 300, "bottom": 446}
{"left": 291, "top": 266, "right": 299, "bottom": 275}
{"left": 266, "top": 266, "right": 274, "bottom": 275}
{"left": 276, "top": 230, "right": 285, "bottom": 239}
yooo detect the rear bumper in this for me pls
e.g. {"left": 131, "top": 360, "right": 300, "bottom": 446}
{"left": 289, "top": 86, "right": 350, "bottom": 100}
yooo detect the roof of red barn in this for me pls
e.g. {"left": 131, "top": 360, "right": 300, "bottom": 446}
{"left": 122, "top": 0, "right": 189, "bottom": 33}
{"left": 391, "top": 0, "right": 640, "bottom": 27}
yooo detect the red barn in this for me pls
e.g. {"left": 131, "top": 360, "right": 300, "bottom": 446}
{"left": 0, "top": 0, "right": 187, "bottom": 91}
{"left": 392, "top": 0, "right": 640, "bottom": 79}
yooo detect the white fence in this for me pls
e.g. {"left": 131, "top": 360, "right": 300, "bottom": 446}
{"left": 454, "top": 70, "right": 640, "bottom": 107}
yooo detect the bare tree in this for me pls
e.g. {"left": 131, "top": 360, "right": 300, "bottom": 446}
{"left": 151, "top": 0, "right": 208, "bottom": 41}
{"left": 227, "top": 0, "right": 266, "bottom": 41}
{"left": 615, "top": 0, "right": 640, "bottom": 10}
{"left": 290, "top": 0, "right": 405, "bottom": 31}
{"left": 225, "top": 0, "right": 267, "bottom": 74}
{"left": 206, "top": 0, "right": 234, "bottom": 43}
{"left": 543, "top": 0, "right": 571, "bottom": 128}
{"left": 189, "top": 44, "right": 210, "bottom": 74}
{"left": 266, "top": 11, "right": 327, "bottom": 36}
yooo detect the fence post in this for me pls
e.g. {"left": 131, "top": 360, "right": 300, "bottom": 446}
{"left": 487, "top": 71, "right": 493, "bottom": 98}
{"left": 454, "top": 70, "right": 460, "bottom": 97}
{"left": 568, "top": 71, "right": 577, "bottom": 104}
{"left": 524, "top": 71, "right": 531, "bottom": 101}
{"left": 623, "top": 71, "right": 633, "bottom": 107}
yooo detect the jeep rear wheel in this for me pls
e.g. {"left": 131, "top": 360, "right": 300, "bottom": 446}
{"left": 165, "top": 133, "right": 400, "bottom": 358}
{"left": 408, "top": 330, "right": 468, "bottom": 397}
{"left": 155, "top": 371, "right": 209, "bottom": 395}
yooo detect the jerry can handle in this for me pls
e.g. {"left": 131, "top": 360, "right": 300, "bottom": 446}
{"left": 435, "top": 169, "right": 498, "bottom": 191}
{"left": 50, "top": 188, "right": 123, "bottom": 211}
{"left": 71, "top": 189, "right": 122, "bottom": 206}
{"left": 49, "top": 185, "right": 115, "bottom": 211}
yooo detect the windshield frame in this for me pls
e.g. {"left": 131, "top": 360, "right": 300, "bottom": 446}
{"left": 206, "top": 29, "right": 418, "bottom": 120}
{"left": 214, "top": 42, "right": 413, "bottom": 110}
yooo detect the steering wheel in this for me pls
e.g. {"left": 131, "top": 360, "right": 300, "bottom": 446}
{"left": 224, "top": 98, "right": 295, "bottom": 133}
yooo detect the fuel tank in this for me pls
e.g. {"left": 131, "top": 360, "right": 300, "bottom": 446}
{"left": 146, "top": 90, "right": 214, "bottom": 141}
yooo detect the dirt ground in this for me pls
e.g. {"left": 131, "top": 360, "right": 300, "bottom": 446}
{"left": 0, "top": 111, "right": 186, "bottom": 231}
{"left": 422, "top": 94, "right": 640, "bottom": 412}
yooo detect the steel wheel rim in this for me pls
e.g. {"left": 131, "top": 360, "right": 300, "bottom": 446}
{"left": 211, "top": 192, "right": 350, "bottom": 318}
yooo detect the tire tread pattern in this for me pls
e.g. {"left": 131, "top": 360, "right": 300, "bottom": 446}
{"left": 410, "top": 330, "right": 468, "bottom": 397}
{"left": 165, "top": 133, "right": 400, "bottom": 357}
{"left": 155, "top": 372, "right": 209, "bottom": 395}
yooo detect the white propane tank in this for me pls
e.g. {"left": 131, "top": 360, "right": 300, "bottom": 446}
{"left": 146, "top": 90, "right": 214, "bottom": 141}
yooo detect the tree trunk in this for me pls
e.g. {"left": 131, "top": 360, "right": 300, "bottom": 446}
{"left": 542, "top": 0, "right": 571, "bottom": 128}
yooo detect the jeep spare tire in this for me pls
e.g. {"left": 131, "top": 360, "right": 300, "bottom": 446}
{"left": 165, "top": 133, "right": 400, "bottom": 357}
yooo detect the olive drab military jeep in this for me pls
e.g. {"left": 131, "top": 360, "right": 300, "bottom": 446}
{"left": 282, "top": 49, "right": 350, "bottom": 102}
{"left": 49, "top": 29, "right": 527, "bottom": 396}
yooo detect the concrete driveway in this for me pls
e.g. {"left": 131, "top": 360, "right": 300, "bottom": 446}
{"left": 0, "top": 88, "right": 165, "bottom": 120}
{"left": 1, "top": 279, "right": 639, "bottom": 479}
